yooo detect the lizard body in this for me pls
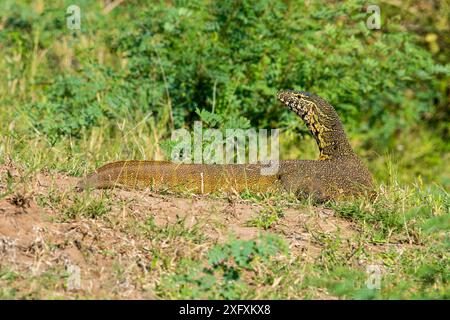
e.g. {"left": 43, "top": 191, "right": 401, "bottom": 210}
{"left": 77, "top": 90, "right": 374, "bottom": 201}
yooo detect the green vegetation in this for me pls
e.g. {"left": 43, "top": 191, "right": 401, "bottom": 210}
{"left": 1, "top": 0, "right": 449, "bottom": 184}
{"left": 158, "top": 234, "right": 288, "bottom": 299}
{"left": 0, "top": 0, "right": 448, "bottom": 299}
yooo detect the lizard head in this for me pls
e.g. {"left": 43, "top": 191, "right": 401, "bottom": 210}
{"left": 277, "top": 89, "right": 355, "bottom": 159}
{"left": 277, "top": 90, "right": 329, "bottom": 118}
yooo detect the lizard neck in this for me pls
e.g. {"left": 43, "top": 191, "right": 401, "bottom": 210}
{"left": 312, "top": 119, "right": 355, "bottom": 160}
{"left": 293, "top": 97, "right": 355, "bottom": 160}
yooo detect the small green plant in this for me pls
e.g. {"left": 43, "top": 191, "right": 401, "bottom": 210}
{"left": 247, "top": 205, "right": 284, "bottom": 229}
{"left": 157, "top": 233, "right": 288, "bottom": 299}
{"left": 62, "top": 193, "right": 111, "bottom": 220}
{"left": 136, "top": 216, "right": 206, "bottom": 243}
{"left": 38, "top": 189, "right": 112, "bottom": 221}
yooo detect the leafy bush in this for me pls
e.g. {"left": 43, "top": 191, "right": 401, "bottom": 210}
{"left": 0, "top": 0, "right": 448, "bottom": 185}
{"left": 112, "top": 0, "right": 448, "bottom": 148}
{"left": 2, "top": 1, "right": 447, "bottom": 144}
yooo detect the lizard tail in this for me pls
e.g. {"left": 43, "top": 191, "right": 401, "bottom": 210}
{"left": 77, "top": 160, "right": 281, "bottom": 194}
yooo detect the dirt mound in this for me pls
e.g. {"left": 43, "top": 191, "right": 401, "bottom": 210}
{"left": 0, "top": 164, "right": 365, "bottom": 298}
